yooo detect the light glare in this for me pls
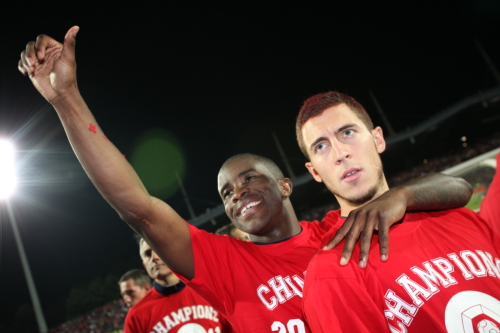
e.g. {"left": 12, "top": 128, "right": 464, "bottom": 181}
{"left": 0, "top": 140, "right": 16, "bottom": 199}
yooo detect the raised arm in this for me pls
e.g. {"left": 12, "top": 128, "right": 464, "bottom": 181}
{"left": 18, "top": 27, "right": 194, "bottom": 279}
{"left": 325, "top": 173, "right": 472, "bottom": 267}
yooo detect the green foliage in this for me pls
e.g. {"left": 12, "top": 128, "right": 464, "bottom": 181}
{"left": 44, "top": 297, "right": 67, "bottom": 329}
{"left": 66, "top": 286, "right": 103, "bottom": 318}
{"left": 66, "top": 273, "right": 121, "bottom": 318}
{"left": 10, "top": 303, "right": 38, "bottom": 333}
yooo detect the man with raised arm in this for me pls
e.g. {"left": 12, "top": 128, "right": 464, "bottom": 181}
{"left": 297, "top": 92, "right": 500, "bottom": 332}
{"left": 18, "top": 27, "right": 472, "bottom": 333}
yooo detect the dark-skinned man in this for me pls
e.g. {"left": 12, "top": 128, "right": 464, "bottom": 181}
{"left": 18, "top": 27, "right": 472, "bottom": 333}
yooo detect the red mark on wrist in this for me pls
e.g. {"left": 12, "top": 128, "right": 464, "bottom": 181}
{"left": 103, "top": 136, "right": 109, "bottom": 141}
{"left": 89, "top": 123, "right": 97, "bottom": 134}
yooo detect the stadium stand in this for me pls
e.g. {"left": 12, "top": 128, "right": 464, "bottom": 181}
{"left": 49, "top": 299, "right": 126, "bottom": 333}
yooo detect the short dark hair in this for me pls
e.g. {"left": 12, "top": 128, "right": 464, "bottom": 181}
{"left": 296, "top": 91, "right": 374, "bottom": 158}
{"left": 222, "top": 153, "right": 285, "bottom": 180}
{"left": 118, "top": 269, "right": 152, "bottom": 288}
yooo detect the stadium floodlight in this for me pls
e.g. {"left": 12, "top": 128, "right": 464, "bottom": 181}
{"left": 0, "top": 139, "right": 48, "bottom": 332}
{"left": 0, "top": 140, "right": 16, "bottom": 199}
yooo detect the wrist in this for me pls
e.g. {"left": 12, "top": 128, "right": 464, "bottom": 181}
{"left": 49, "top": 85, "right": 81, "bottom": 106}
{"left": 394, "top": 185, "right": 413, "bottom": 209}
{"left": 50, "top": 87, "right": 89, "bottom": 119}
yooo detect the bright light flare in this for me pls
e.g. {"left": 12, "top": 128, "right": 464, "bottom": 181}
{"left": 0, "top": 140, "right": 17, "bottom": 199}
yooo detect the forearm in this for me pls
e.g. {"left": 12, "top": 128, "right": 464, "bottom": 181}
{"left": 398, "top": 173, "right": 472, "bottom": 211}
{"left": 54, "top": 90, "right": 194, "bottom": 277}
{"left": 52, "top": 89, "right": 151, "bottom": 219}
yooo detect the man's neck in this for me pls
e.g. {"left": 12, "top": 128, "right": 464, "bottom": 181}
{"left": 338, "top": 183, "right": 390, "bottom": 216}
{"left": 155, "top": 274, "right": 180, "bottom": 286}
{"left": 248, "top": 203, "right": 301, "bottom": 244}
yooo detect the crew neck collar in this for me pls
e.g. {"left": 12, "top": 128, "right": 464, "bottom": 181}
{"left": 154, "top": 280, "right": 185, "bottom": 296}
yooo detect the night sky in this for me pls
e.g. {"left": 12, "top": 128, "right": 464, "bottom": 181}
{"left": 1, "top": 1, "right": 500, "bottom": 329}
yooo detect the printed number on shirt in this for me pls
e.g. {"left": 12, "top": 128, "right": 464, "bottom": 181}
{"left": 208, "top": 328, "right": 220, "bottom": 333}
{"left": 271, "top": 319, "right": 305, "bottom": 333}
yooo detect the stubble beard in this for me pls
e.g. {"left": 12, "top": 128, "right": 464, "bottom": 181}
{"left": 328, "top": 163, "right": 385, "bottom": 206}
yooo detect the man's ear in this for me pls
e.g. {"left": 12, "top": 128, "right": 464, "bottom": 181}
{"left": 279, "top": 178, "right": 293, "bottom": 198}
{"left": 145, "top": 284, "right": 152, "bottom": 291}
{"left": 305, "top": 162, "right": 323, "bottom": 183}
{"left": 372, "top": 126, "right": 386, "bottom": 153}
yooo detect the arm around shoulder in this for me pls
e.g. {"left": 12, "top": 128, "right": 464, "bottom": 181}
{"left": 399, "top": 173, "right": 472, "bottom": 211}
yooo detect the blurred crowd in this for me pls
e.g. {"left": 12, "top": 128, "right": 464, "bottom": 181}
{"left": 389, "top": 133, "right": 500, "bottom": 187}
{"left": 49, "top": 300, "right": 126, "bottom": 333}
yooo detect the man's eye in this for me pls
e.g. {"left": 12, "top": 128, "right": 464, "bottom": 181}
{"left": 315, "top": 143, "right": 326, "bottom": 152}
{"left": 246, "top": 176, "right": 255, "bottom": 182}
{"left": 224, "top": 190, "right": 233, "bottom": 198}
{"left": 344, "top": 129, "right": 354, "bottom": 136}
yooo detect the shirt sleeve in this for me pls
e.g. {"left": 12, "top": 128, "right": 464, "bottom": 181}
{"left": 172, "top": 223, "right": 238, "bottom": 316}
{"left": 303, "top": 251, "right": 390, "bottom": 333}
{"left": 123, "top": 309, "right": 139, "bottom": 333}
{"left": 478, "top": 152, "right": 500, "bottom": 236}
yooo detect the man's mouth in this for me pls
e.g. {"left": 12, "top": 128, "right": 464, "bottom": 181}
{"left": 342, "top": 168, "right": 361, "bottom": 182}
{"left": 237, "top": 200, "right": 262, "bottom": 217}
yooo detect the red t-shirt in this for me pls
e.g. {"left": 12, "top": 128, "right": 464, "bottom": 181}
{"left": 124, "top": 283, "right": 232, "bottom": 333}
{"left": 303, "top": 208, "right": 500, "bottom": 333}
{"left": 174, "top": 216, "right": 339, "bottom": 333}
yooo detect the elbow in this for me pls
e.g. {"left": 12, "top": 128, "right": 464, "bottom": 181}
{"left": 457, "top": 177, "right": 473, "bottom": 203}
{"left": 114, "top": 198, "right": 155, "bottom": 229}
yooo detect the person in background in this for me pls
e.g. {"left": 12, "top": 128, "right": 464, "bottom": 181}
{"left": 123, "top": 239, "right": 233, "bottom": 333}
{"left": 118, "top": 269, "right": 152, "bottom": 308}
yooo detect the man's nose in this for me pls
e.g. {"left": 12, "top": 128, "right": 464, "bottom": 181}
{"left": 232, "top": 185, "right": 249, "bottom": 202}
{"left": 332, "top": 140, "right": 350, "bottom": 164}
{"left": 152, "top": 251, "right": 161, "bottom": 261}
